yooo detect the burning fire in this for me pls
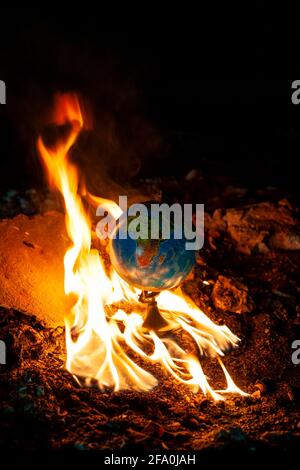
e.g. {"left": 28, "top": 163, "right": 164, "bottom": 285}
{"left": 37, "top": 93, "right": 247, "bottom": 400}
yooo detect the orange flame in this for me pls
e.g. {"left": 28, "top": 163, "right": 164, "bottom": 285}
{"left": 37, "top": 93, "right": 247, "bottom": 400}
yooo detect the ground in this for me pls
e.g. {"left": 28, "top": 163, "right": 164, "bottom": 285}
{"left": 0, "top": 178, "right": 300, "bottom": 454}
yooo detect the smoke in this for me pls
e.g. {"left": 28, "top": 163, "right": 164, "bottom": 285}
{"left": 1, "top": 14, "right": 165, "bottom": 200}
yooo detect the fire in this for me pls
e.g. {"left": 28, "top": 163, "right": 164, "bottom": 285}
{"left": 37, "top": 93, "right": 247, "bottom": 400}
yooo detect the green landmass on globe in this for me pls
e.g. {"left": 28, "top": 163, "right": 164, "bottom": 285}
{"left": 110, "top": 206, "right": 196, "bottom": 292}
{"left": 126, "top": 214, "right": 168, "bottom": 268}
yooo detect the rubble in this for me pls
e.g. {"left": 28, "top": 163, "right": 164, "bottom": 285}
{"left": 0, "top": 194, "right": 300, "bottom": 451}
{"left": 211, "top": 275, "right": 254, "bottom": 314}
{"left": 205, "top": 201, "right": 300, "bottom": 255}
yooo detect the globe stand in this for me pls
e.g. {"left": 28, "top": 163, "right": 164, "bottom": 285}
{"left": 139, "top": 290, "right": 169, "bottom": 331}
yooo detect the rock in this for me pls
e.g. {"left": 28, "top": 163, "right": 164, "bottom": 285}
{"left": 206, "top": 201, "right": 300, "bottom": 255}
{"left": 251, "top": 390, "right": 261, "bottom": 399}
{"left": 216, "top": 427, "right": 247, "bottom": 443}
{"left": 224, "top": 206, "right": 269, "bottom": 255}
{"left": 0, "top": 211, "right": 68, "bottom": 327}
{"left": 254, "top": 382, "right": 267, "bottom": 394}
{"left": 251, "top": 382, "right": 267, "bottom": 398}
{"left": 211, "top": 275, "right": 254, "bottom": 314}
{"left": 269, "top": 229, "right": 300, "bottom": 250}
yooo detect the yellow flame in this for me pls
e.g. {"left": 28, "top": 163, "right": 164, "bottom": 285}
{"left": 37, "top": 93, "right": 247, "bottom": 400}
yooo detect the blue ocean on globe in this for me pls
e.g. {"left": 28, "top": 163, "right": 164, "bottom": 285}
{"left": 110, "top": 210, "right": 196, "bottom": 291}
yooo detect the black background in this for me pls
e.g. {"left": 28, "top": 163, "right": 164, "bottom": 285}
{"left": 0, "top": 8, "right": 299, "bottom": 198}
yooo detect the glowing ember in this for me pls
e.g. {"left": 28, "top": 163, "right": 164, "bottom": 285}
{"left": 37, "top": 93, "right": 247, "bottom": 400}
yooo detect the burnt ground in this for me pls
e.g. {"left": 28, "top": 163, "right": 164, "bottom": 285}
{"left": 0, "top": 178, "right": 300, "bottom": 456}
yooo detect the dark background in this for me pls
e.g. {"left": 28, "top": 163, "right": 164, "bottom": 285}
{"left": 0, "top": 8, "right": 299, "bottom": 199}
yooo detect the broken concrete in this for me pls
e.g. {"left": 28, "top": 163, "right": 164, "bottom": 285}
{"left": 0, "top": 211, "right": 68, "bottom": 327}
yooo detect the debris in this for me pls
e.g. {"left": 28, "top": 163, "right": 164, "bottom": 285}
{"left": 0, "top": 186, "right": 300, "bottom": 452}
{"left": 211, "top": 275, "right": 254, "bottom": 314}
{"left": 256, "top": 382, "right": 267, "bottom": 393}
{"left": 205, "top": 201, "right": 300, "bottom": 255}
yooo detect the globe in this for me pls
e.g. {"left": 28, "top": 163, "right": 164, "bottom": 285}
{"left": 109, "top": 203, "right": 196, "bottom": 291}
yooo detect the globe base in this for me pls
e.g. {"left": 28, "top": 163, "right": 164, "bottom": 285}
{"left": 139, "top": 291, "right": 169, "bottom": 331}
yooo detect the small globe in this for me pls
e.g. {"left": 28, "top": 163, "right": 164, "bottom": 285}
{"left": 109, "top": 203, "right": 196, "bottom": 291}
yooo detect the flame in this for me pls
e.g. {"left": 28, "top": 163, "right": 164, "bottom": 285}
{"left": 37, "top": 93, "right": 247, "bottom": 400}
